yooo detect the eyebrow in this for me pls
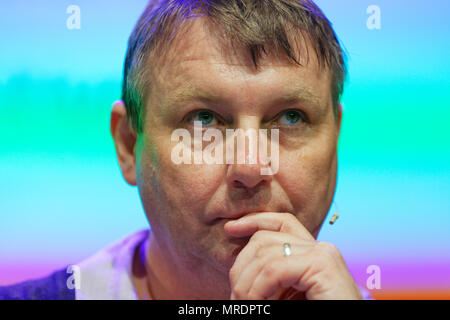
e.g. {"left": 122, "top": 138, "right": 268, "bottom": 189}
{"left": 167, "top": 86, "right": 224, "bottom": 107}
{"left": 166, "top": 84, "right": 325, "bottom": 113}
{"left": 274, "top": 87, "right": 324, "bottom": 110}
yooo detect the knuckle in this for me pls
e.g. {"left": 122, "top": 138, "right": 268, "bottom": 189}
{"left": 255, "top": 244, "right": 266, "bottom": 258}
{"left": 252, "top": 230, "right": 267, "bottom": 240}
{"left": 262, "top": 260, "right": 280, "bottom": 278}
{"left": 250, "top": 230, "right": 270, "bottom": 244}
{"left": 281, "top": 213, "right": 297, "bottom": 228}
{"left": 232, "top": 286, "right": 245, "bottom": 299}
{"left": 245, "top": 238, "right": 266, "bottom": 260}
{"left": 279, "top": 213, "right": 305, "bottom": 237}
{"left": 285, "top": 212, "right": 299, "bottom": 224}
{"left": 315, "top": 241, "right": 341, "bottom": 261}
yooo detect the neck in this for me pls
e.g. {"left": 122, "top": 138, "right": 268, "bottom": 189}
{"left": 137, "top": 230, "right": 231, "bottom": 300}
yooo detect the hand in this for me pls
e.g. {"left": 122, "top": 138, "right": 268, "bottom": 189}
{"left": 224, "top": 212, "right": 363, "bottom": 300}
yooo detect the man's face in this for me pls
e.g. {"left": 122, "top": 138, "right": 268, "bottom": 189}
{"left": 135, "top": 18, "right": 341, "bottom": 276}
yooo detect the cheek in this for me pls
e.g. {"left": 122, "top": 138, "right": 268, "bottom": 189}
{"left": 139, "top": 136, "right": 226, "bottom": 222}
{"left": 164, "top": 163, "right": 225, "bottom": 208}
{"left": 277, "top": 137, "right": 338, "bottom": 230}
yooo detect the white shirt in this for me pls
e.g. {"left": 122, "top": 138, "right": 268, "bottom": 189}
{"left": 75, "top": 229, "right": 148, "bottom": 300}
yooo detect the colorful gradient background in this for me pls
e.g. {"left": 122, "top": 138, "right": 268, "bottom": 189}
{"left": 1, "top": 0, "right": 449, "bottom": 299}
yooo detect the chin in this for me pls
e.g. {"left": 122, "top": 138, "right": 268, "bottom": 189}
{"left": 206, "top": 236, "right": 250, "bottom": 275}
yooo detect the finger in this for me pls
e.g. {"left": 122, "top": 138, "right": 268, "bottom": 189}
{"left": 229, "top": 230, "right": 314, "bottom": 289}
{"left": 247, "top": 257, "right": 315, "bottom": 300}
{"left": 231, "top": 244, "right": 276, "bottom": 300}
{"left": 247, "top": 243, "right": 363, "bottom": 300}
{"left": 231, "top": 243, "right": 315, "bottom": 300}
{"left": 224, "top": 211, "right": 315, "bottom": 241}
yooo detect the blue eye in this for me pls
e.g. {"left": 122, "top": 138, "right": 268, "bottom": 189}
{"left": 279, "top": 110, "right": 304, "bottom": 126}
{"left": 189, "top": 110, "right": 218, "bottom": 127}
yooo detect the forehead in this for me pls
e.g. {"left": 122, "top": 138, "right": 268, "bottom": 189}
{"left": 148, "top": 17, "right": 332, "bottom": 109}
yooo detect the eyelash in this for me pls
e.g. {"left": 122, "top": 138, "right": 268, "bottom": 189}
{"left": 185, "top": 109, "right": 225, "bottom": 127}
{"left": 274, "top": 109, "right": 309, "bottom": 126}
{"left": 184, "top": 109, "right": 308, "bottom": 128}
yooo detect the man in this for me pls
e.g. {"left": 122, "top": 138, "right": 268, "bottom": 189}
{"left": 0, "top": 0, "right": 368, "bottom": 300}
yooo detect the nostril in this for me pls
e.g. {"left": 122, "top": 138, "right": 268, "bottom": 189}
{"left": 232, "top": 180, "right": 246, "bottom": 189}
{"left": 232, "top": 179, "right": 268, "bottom": 189}
{"left": 258, "top": 179, "right": 269, "bottom": 187}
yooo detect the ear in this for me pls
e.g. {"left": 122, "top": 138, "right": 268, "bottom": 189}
{"left": 336, "top": 102, "right": 343, "bottom": 137}
{"left": 110, "top": 100, "right": 137, "bottom": 186}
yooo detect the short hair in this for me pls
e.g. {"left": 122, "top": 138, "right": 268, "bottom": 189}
{"left": 122, "top": 0, "right": 347, "bottom": 133}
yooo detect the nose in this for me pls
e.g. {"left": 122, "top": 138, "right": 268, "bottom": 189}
{"left": 226, "top": 117, "right": 273, "bottom": 190}
{"left": 227, "top": 161, "right": 273, "bottom": 189}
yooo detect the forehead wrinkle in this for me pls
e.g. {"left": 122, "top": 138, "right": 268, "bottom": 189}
{"left": 165, "top": 84, "right": 225, "bottom": 109}
{"left": 155, "top": 17, "right": 312, "bottom": 79}
{"left": 162, "top": 52, "right": 324, "bottom": 101}
{"left": 160, "top": 69, "right": 329, "bottom": 115}
{"left": 152, "top": 18, "right": 328, "bottom": 106}
{"left": 153, "top": 31, "right": 330, "bottom": 117}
